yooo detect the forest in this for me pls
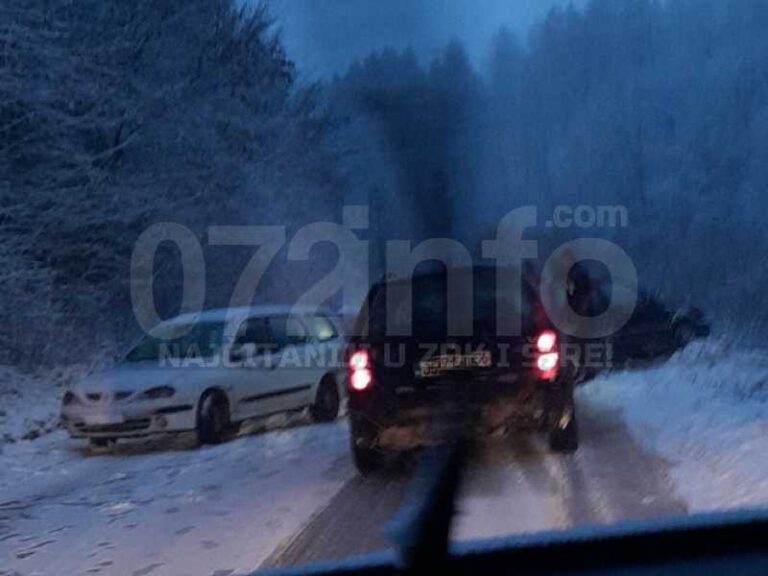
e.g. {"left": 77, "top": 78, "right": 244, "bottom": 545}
{"left": 2, "top": 0, "right": 768, "bottom": 368}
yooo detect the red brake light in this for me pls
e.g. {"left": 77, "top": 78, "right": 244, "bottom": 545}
{"left": 537, "top": 352, "right": 559, "bottom": 372}
{"left": 536, "top": 330, "right": 557, "bottom": 353}
{"left": 350, "top": 368, "right": 372, "bottom": 391}
{"left": 535, "top": 330, "right": 559, "bottom": 379}
{"left": 349, "top": 349, "right": 372, "bottom": 391}
{"left": 349, "top": 350, "right": 369, "bottom": 371}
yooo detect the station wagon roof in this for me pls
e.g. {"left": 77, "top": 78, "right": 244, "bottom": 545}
{"left": 157, "top": 305, "right": 338, "bottom": 328}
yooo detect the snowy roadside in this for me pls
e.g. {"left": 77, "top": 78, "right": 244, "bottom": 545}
{"left": 1, "top": 420, "right": 354, "bottom": 575}
{"left": 581, "top": 339, "right": 768, "bottom": 512}
{"left": 0, "top": 362, "right": 356, "bottom": 574}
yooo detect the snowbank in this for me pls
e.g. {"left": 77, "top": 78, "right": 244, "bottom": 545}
{"left": 0, "top": 365, "right": 84, "bottom": 446}
{"left": 582, "top": 338, "right": 768, "bottom": 512}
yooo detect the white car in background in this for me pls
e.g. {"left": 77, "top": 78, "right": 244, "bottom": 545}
{"left": 61, "top": 306, "right": 346, "bottom": 448}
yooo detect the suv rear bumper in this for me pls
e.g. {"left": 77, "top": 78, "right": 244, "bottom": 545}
{"left": 348, "top": 375, "right": 560, "bottom": 450}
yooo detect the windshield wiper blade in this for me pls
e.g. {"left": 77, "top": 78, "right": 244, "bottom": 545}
{"left": 386, "top": 440, "right": 465, "bottom": 572}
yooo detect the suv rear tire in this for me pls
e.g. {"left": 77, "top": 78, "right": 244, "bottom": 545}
{"left": 549, "top": 410, "right": 579, "bottom": 453}
{"left": 349, "top": 417, "right": 384, "bottom": 474}
{"left": 351, "top": 437, "right": 384, "bottom": 475}
{"left": 546, "top": 379, "right": 579, "bottom": 453}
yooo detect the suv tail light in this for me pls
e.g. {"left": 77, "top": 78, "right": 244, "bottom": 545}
{"left": 349, "top": 349, "right": 372, "bottom": 391}
{"left": 535, "top": 330, "right": 559, "bottom": 379}
{"left": 536, "top": 330, "right": 557, "bottom": 353}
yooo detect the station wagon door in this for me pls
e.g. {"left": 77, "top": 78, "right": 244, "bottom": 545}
{"left": 227, "top": 316, "right": 286, "bottom": 420}
{"left": 260, "top": 314, "right": 316, "bottom": 411}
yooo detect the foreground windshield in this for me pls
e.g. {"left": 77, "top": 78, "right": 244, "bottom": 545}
{"left": 2, "top": 1, "right": 766, "bottom": 575}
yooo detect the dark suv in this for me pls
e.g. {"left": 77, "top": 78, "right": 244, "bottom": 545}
{"left": 345, "top": 265, "right": 579, "bottom": 473}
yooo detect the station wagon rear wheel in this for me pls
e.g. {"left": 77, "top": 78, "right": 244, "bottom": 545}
{"left": 310, "top": 376, "right": 340, "bottom": 423}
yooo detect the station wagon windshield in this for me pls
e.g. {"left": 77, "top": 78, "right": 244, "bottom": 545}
{"left": 124, "top": 321, "right": 226, "bottom": 362}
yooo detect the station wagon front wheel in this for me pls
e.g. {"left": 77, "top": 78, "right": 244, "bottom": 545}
{"left": 196, "top": 390, "right": 230, "bottom": 445}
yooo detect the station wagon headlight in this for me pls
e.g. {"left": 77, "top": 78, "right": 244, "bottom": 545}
{"left": 140, "top": 386, "right": 176, "bottom": 400}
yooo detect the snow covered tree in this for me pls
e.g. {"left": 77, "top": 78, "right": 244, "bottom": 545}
{"left": 0, "top": 0, "right": 340, "bottom": 367}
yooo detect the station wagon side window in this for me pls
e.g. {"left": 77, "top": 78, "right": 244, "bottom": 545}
{"left": 267, "top": 315, "right": 309, "bottom": 348}
{"left": 305, "top": 314, "right": 338, "bottom": 342}
{"left": 235, "top": 317, "right": 271, "bottom": 347}
{"left": 229, "top": 316, "right": 274, "bottom": 360}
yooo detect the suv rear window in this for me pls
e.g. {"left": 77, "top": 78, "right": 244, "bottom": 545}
{"left": 364, "top": 268, "right": 534, "bottom": 339}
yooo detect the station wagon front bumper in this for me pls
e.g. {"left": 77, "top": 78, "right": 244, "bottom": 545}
{"left": 62, "top": 400, "right": 196, "bottom": 438}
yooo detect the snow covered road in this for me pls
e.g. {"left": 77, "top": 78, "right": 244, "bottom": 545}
{"left": 263, "top": 400, "right": 686, "bottom": 568}
{"left": 2, "top": 341, "right": 766, "bottom": 575}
